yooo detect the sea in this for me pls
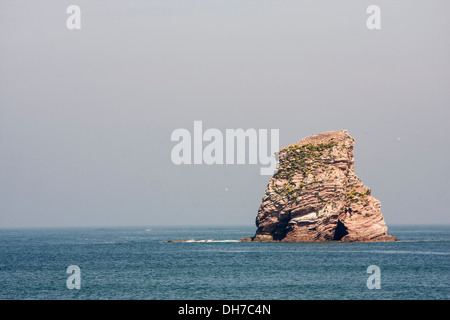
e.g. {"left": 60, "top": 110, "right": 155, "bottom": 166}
{"left": 0, "top": 225, "right": 448, "bottom": 300}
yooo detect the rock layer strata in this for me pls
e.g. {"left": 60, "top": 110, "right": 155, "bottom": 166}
{"left": 250, "top": 130, "right": 396, "bottom": 242}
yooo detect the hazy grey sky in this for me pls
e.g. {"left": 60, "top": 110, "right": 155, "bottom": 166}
{"left": 1, "top": 1, "right": 449, "bottom": 227}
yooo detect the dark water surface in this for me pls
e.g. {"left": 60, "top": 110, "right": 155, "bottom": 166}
{"left": 0, "top": 225, "right": 448, "bottom": 300}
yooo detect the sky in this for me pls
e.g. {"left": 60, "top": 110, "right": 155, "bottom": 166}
{"left": 0, "top": 0, "right": 449, "bottom": 228}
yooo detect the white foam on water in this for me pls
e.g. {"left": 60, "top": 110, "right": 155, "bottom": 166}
{"left": 171, "top": 239, "right": 240, "bottom": 243}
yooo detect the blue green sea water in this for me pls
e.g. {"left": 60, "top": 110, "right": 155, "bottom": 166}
{"left": 0, "top": 225, "right": 448, "bottom": 300}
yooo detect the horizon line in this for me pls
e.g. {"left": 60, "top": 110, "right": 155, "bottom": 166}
{"left": 1, "top": 223, "right": 449, "bottom": 230}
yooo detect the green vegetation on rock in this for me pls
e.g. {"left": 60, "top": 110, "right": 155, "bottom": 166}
{"left": 274, "top": 141, "right": 337, "bottom": 180}
{"left": 269, "top": 140, "right": 337, "bottom": 203}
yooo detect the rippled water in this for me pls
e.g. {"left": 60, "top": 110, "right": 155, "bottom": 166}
{"left": 0, "top": 225, "right": 448, "bottom": 299}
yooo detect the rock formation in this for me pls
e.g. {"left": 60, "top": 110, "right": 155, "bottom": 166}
{"left": 250, "top": 130, "right": 396, "bottom": 242}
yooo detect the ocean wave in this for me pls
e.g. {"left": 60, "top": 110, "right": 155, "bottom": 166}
{"left": 166, "top": 239, "right": 240, "bottom": 243}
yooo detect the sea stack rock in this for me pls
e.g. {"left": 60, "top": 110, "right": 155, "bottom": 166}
{"left": 252, "top": 130, "right": 396, "bottom": 242}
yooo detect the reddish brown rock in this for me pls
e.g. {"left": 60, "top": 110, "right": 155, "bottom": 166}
{"left": 252, "top": 130, "right": 396, "bottom": 242}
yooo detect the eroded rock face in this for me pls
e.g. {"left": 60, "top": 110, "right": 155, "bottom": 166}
{"left": 252, "top": 130, "right": 396, "bottom": 242}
